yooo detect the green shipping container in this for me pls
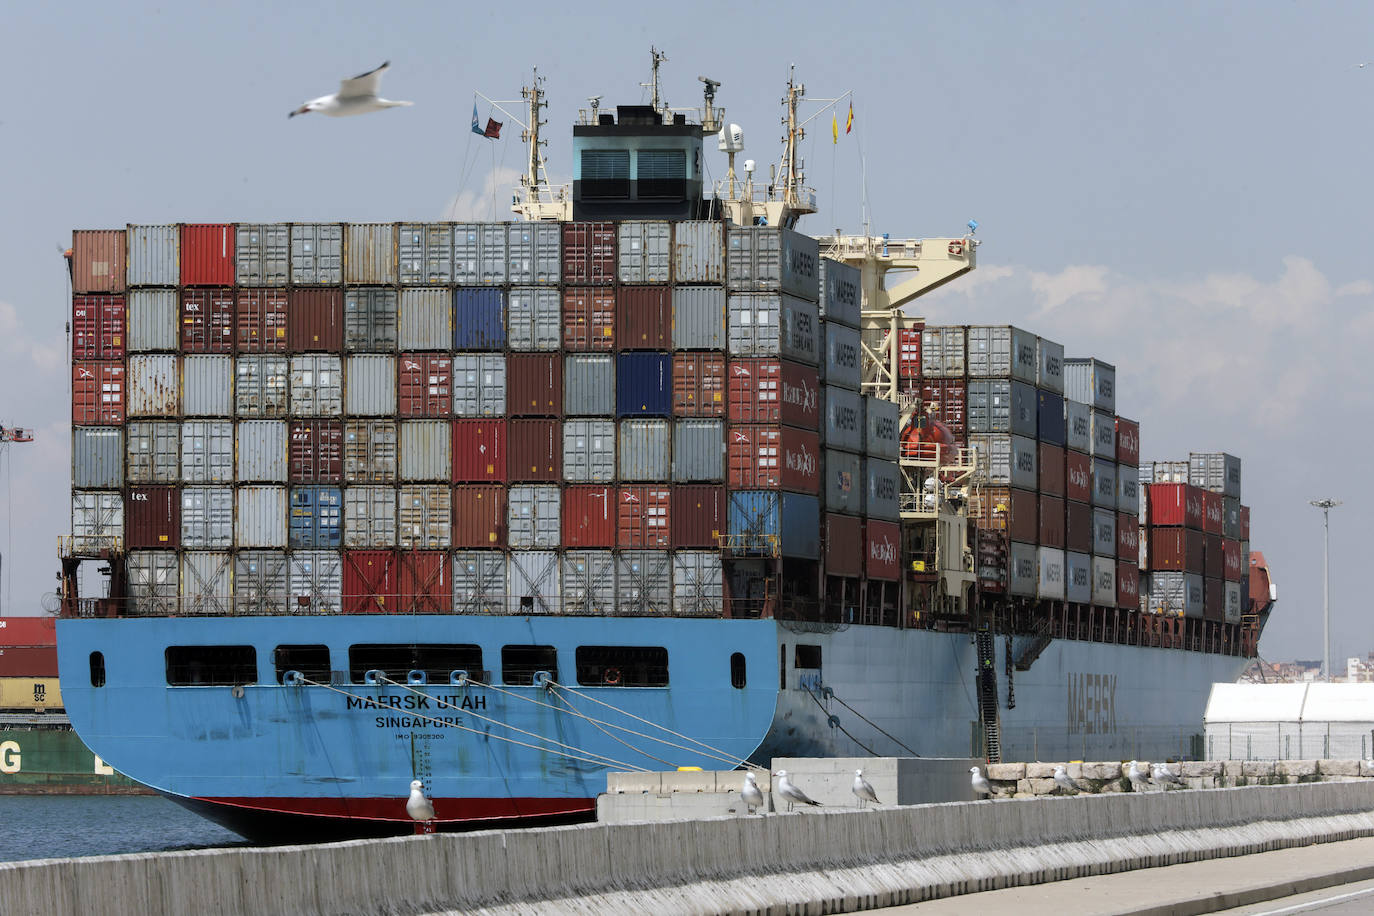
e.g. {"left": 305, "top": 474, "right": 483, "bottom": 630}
{"left": 0, "top": 727, "right": 149, "bottom": 794}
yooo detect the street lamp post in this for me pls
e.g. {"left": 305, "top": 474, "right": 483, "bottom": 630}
{"left": 1310, "top": 499, "right": 1341, "bottom": 681}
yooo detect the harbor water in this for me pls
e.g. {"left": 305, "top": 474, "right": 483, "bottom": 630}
{"left": 0, "top": 795, "right": 244, "bottom": 863}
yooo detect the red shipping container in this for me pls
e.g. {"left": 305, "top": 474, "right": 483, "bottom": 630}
{"left": 398, "top": 353, "right": 452, "bottom": 418}
{"left": 825, "top": 513, "right": 863, "bottom": 577}
{"left": 0, "top": 617, "right": 57, "bottom": 646}
{"left": 1038, "top": 443, "right": 1065, "bottom": 497}
{"left": 72, "top": 361, "right": 125, "bottom": 425}
{"left": 507, "top": 353, "right": 563, "bottom": 417}
{"left": 1066, "top": 500, "right": 1093, "bottom": 553}
{"left": 1116, "top": 561, "right": 1139, "bottom": 610}
{"left": 1146, "top": 483, "right": 1203, "bottom": 528}
{"left": 1204, "top": 533, "right": 1223, "bottom": 579}
{"left": 124, "top": 485, "right": 179, "bottom": 548}
{"left": 1222, "top": 538, "right": 1243, "bottom": 582}
{"left": 1149, "top": 528, "right": 1205, "bottom": 574}
{"left": 180, "top": 224, "right": 235, "bottom": 286}
{"left": 0, "top": 646, "right": 59, "bottom": 677}
{"left": 1114, "top": 417, "right": 1140, "bottom": 468}
{"left": 289, "top": 289, "right": 344, "bottom": 352}
{"left": 672, "top": 352, "right": 726, "bottom": 417}
{"left": 1200, "top": 490, "right": 1223, "bottom": 535}
{"left": 1038, "top": 495, "right": 1065, "bottom": 548}
{"left": 617, "top": 287, "right": 670, "bottom": 349}
{"left": 1239, "top": 505, "right": 1250, "bottom": 541}
{"left": 71, "top": 229, "right": 126, "bottom": 294}
{"left": 897, "top": 328, "right": 922, "bottom": 380}
{"left": 236, "top": 289, "right": 288, "bottom": 352}
{"left": 920, "top": 380, "right": 967, "bottom": 442}
{"left": 1117, "top": 512, "right": 1139, "bottom": 560}
{"left": 562, "top": 287, "right": 615, "bottom": 350}
{"left": 727, "top": 359, "right": 820, "bottom": 427}
{"left": 72, "top": 295, "right": 126, "bottom": 359}
{"left": 563, "top": 486, "right": 616, "bottom": 547}
{"left": 727, "top": 425, "right": 820, "bottom": 493}
{"left": 180, "top": 288, "right": 235, "bottom": 353}
{"left": 1065, "top": 450, "right": 1092, "bottom": 503}
{"left": 617, "top": 486, "right": 670, "bottom": 547}
{"left": 289, "top": 420, "right": 344, "bottom": 484}
{"left": 1204, "top": 576, "right": 1224, "bottom": 622}
{"left": 451, "top": 419, "right": 506, "bottom": 482}
{"left": 1008, "top": 488, "right": 1038, "bottom": 544}
{"left": 865, "top": 520, "right": 902, "bottom": 581}
{"left": 451, "top": 485, "right": 506, "bottom": 547}
{"left": 671, "top": 485, "right": 725, "bottom": 547}
{"left": 342, "top": 550, "right": 398, "bottom": 614}
{"left": 397, "top": 551, "right": 451, "bottom": 613}
{"left": 562, "top": 222, "right": 617, "bottom": 284}
{"left": 507, "top": 419, "right": 561, "bottom": 482}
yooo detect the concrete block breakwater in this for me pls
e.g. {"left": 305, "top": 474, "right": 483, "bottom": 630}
{"left": 5, "top": 782, "right": 1374, "bottom": 915}
{"left": 985, "top": 758, "right": 1374, "bottom": 796}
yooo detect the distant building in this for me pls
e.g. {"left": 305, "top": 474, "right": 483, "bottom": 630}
{"left": 1205, "top": 682, "right": 1374, "bottom": 760}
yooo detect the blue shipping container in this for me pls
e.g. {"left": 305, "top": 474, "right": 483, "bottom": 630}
{"left": 289, "top": 485, "right": 342, "bottom": 548}
{"left": 727, "top": 490, "right": 821, "bottom": 559}
{"left": 453, "top": 288, "right": 506, "bottom": 350}
{"left": 1037, "top": 390, "right": 1066, "bottom": 446}
{"left": 615, "top": 352, "right": 671, "bottom": 417}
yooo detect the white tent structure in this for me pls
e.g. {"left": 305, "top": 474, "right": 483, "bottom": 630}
{"left": 1205, "top": 683, "right": 1374, "bottom": 760}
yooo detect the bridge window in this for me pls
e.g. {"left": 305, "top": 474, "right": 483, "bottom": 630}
{"left": 794, "top": 644, "right": 822, "bottom": 670}
{"left": 502, "top": 645, "right": 557, "bottom": 686}
{"left": 166, "top": 646, "right": 257, "bottom": 686}
{"left": 637, "top": 150, "right": 686, "bottom": 198}
{"left": 581, "top": 150, "right": 629, "bottom": 198}
{"left": 575, "top": 646, "right": 668, "bottom": 687}
{"left": 90, "top": 651, "right": 105, "bottom": 688}
{"left": 347, "top": 644, "right": 484, "bottom": 684}
{"left": 730, "top": 652, "right": 746, "bottom": 689}
{"left": 274, "top": 645, "right": 331, "bottom": 684}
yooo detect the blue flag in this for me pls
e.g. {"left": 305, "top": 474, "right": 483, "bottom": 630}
{"left": 471, "top": 103, "right": 484, "bottom": 136}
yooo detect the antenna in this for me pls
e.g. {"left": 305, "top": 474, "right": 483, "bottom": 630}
{"left": 641, "top": 46, "right": 669, "bottom": 114}
{"left": 699, "top": 76, "right": 721, "bottom": 133}
{"left": 588, "top": 95, "right": 602, "bottom": 123}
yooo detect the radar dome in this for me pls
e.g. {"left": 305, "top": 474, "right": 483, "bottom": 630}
{"left": 718, "top": 123, "right": 744, "bottom": 152}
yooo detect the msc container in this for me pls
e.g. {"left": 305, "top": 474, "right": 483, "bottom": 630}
{"left": 179, "top": 420, "right": 233, "bottom": 483}
{"left": 671, "top": 351, "right": 726, "bottom": 418}
{"left": 451, "top": 419, "right": 506, "bottom": 482}
{"left": 235, "top": 485, "right": 287, "bottom": 547}
{"left": 506, "top": 222, "right": 561, "bottom": 285}
{"left": 343, "top": 420, "right": 398, "bottom": 483}
{"left": 1063, "top": 358, "right": 1115, "bottom": 413}
{"left": 562, "top": 550, "right": 616, "bottom": 615}
{"left": 508, "top": 550, "right": 560, "bottom": 614}
{"left": 672, "top": 221, "right": 725, "bottom": 284}
{"left": 451, "top": 353, "right": 507, "bottom": 417}
{"left": 180, "top": 486, "right": 233, "bottom": 548}
{"left": 864, "top": 520, "right": 901, "bottom": 581}
{"left": 864, "top": 398, "right": 900, "bottom": 460}
{"left": 969, "top": 434, "right": 1037, "bottom": 490}
{"left": 289, "top": 486, "right": 342, "bottom": 548}
{"left": 453, "top": 551, "right": 508, "bottom": 614}
{"left": 1149, "top": 528, "right": 1205, "bottom": 573}
{"left": 235, "top": 224, "right": 289, "bottom": 286}
{"left": 71, "top": 491, "right": 123, "bottom": 542}
{"left": 966, "top": 326, "right": 1038, "bottom": 383}
{"left": 561, "top": 287, "right": 615, "bottom": 351}
{"left": 619, "top": 419, "right": 670, "bottom": 480}
{"left": 180, "top": 224, "right": 235, "bottom": 286}
{"left": 1066, "top": 551, "right": 1092, "bottom": 603}
{"left": 1064, "top": 399, "right": 1092, "bottom": 454}
{"left": 1115, "top": 417, "right": 1140, "bottom": 467}
{"left": 821, "top": 386, "right": 864, "bottom": 453}
{"left": 182, "top": 355, "right": 233, "bottom": 417}
{"left": 920, "top": 380, "right": 967, "bottom": 441}
{"left": 127, "top": 551, "right": 179, "bottom": 616}
{"left": 1149, "top": 571, "right": 1204, "bottom": 618}
{"left": 455, "top": 222, "right": 509, "bottom": 284}
{"left": 291, "top": 223, "right": 343, "bottom": 286}
{"left": 1091, "top": 458, "right": 1117, "bottom": 509}
{"left": 507, "top": 287, "right": 561, "bottom": 351}
{"left": 126, "top": 422, "right": 179, "bottom": 483}
{"left": 126, "top": 225, "right": 178, "bottom": 287}
{"left": 507, "top": 418, "right": 560, "bottom": 482}
{"left": 1037, "top": 390, "right": 1066, "bottom": 446}
{"left": 288, "top": 550, "right": 342, "bottom": 614}
{"left": 921, "top": 326, "right": 966, "bottom": 378}
{"left": 397, "top": 222, "right": 454, "bottom": 285}
{"left": 1091, "top": 555, "right": 1116, "bottom": 607}
{"left": 507, "top": 353, "right": 562, "bottom": 417}
{"left": 1091, "top": 507, "right": 1116, "bottom": 558}
{"left": 727, "top": 491, "right": 821, "bottom": 559}
{"left": 725, "top": 226, "right": 819, "bottom": 299}
{"left": 1008, "top": 541, "right": 1037, "bottom": 597}
{"left": 233, "top": 550, "right": 288, "bottom": 615}
{"left": 616, "top": 352, "right": 671, "bottom": 417}
{"left": 1090, "top": 409, "right": 1115, "bottom": 460}
{"left": 727, "top": 358, "right": 820, "bottom": 428}
{"left": 348, "top": 354, "right": 399, "bottom": 416}
{"left": 818, "top": 258, "right": 861, "bottom": 328}
{"left": 235, "top": 289, "right": 288, "bottom": 353}
{"left": 180, "top": 551, "right": 233, "bottom": 615}
{"left": 1038, "top": 547, "right": 1066, "bottom": 600}
{"left": 289, "top": 419, "right": 343, "bottom": 484}
{"left": 822, "top": 449, "right": 863, "bottom": 516}
{"left": 450, "top": 485, "right": 508, "bottom": 552}
{"left": 672, "top": 485, "right": 725, "bottom": 547}
{"left": 343, "top": 486, "right": 397, "bottom": 548}
{"left": 395, "top": 288, "right": 450, "bottom": 351}
{"left": 673, "top": 552, "right": 723, "bottom": 617}
{"left": 1147, "top": 483, "right": 1203, "bottom": 528}
{"left": 618, "top": 221, "right": 671, "bottom": 283}
{"left": 727, "top": 425, "right": 819, "bottom": 493}
{"left": 344, "top": 287, "right": 398, "bottom": 351}
{"left": 825, "top": 513, "right": 864, "bottom": 577}
{"left": 671, "top": 287, "right": 725, "bottom": 350}
{"left": 1117, "top": 511, "right": 1140, "bottom": 561}
{"left": 342, "top": 549, "right": 397, "bottom": 613}
{"left": 1037, "top": 337, "right": 1065, "bottom": 394}
{"left": 399, "top": 420, "right": 451, "bottom": 481}
{"left": 819, "top": 323, "right": 862, "bottom": 391}
{"left": 1188, "top": 452, "right": 1242, "bottom": 498}
{"left": 562, "top": 486, "right": 616, "bottom": 547}
{"left": 128, "top": 289, "right": 178, "bottom": 351}
{"left": 615, "top": 551, "right": 672, "bottom": 615}
{"left": 727, "top": 293, "right": 820, "bottom": 365}
{"left": 397, "top": 485, "right": 451, "bottom": 549}
{"left": 617, "top": 287, "right": 670, "bottom": 349}
{"left": 127, "top": 355, "right": 177, "bottom": 417}
{"left": 344, "top": 223, "right": 396, "bottom": 284}
{"left": 72, "top": 294, "right": 126, "bottom": 359}
{"left": 1038, "top": 443, "right": 1065, "bottom": 496}
{"left": 289, "top": 355, "right": 343, "bottom": 417}
{"left": 865, "top": 459, "right": 901, "bottom": 522}
{"left": 235, "top": 355, "right": 289, "bottom": 417}
{"left": 1118, "top": 470, "right": 1140, "bottom": 515}
{"left": 72, "top": 229, "right": 126, "bottom": 293}
{"left": 73, "top": 427, "right": 123, "bottom": 489}
{"left": 563, "top": 419, "right": 615, "bottom": 482}
{"left": 561, "top": 222, "right": 616, "bottom": 285}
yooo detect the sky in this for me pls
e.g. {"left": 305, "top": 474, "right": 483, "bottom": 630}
{"left": 1, "top": 1, "right": 1368, "bottom": 665}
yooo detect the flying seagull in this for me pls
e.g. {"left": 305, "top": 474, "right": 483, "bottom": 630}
{"left": 406, "top": 779, "right": 436, "bottom": 827}
{"left": 1053, "top": 764, "right": 1077, "bottom": 795}
{"left": 773, "top": 770, "right": 821, "bottom": 812}
{"left": 970, "top": 766, "right": 993, "bottom": 799}
{"left": 290, "top": 62, "right": 413, "bottom": 118}
{"left": 1127, "top": 760, "right": 1152, "bottom": 793}
{"left": 741, "top": 771, "right": 765, "bottom": 814}
{"left": 1152, "top": 763, "right": 1183, "bottom": 789}
{"left": 852, "top": 769, "right": 880, "bottom": 808}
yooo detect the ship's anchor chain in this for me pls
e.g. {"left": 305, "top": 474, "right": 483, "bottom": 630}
{"left": 1005, "top": 635, "right": 1015, "bottom": 710}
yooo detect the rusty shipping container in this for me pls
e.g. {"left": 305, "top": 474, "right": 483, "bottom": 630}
{"left": 671, "top": 485, "right": 725, "bottom": 547}
{"left": 451, "top": 484, "right": 506, "bottom": 548}
{"left": 289, "top": 420, "right": 344, "bottom": 484}
{"left": 345, "top": 223, "right": 397, "bottom": 284}
{"left": 235, "top": 289, "right": 288, "bottom": 353}
{"left": 396, "top": 551, "right": 451, "bottom": 613}
{"left": 72, "top": 229, "right": 127, "bottom": 293}
{"left": 342, "top": 550, "right": 398, "bottom": 614}
{"left": 507, "top": 354, "right": 563, "bottom": 417}
{"left": 672, "top": 220, "right": 724, "bottom": 284}
{"left": 72, "top": 361, "right": 126, "bottom": 425}
{"left": 562, "top": 287, "right": 615, "bottom": 351}
{"left": 72, "top": 295, "right": 126, "bottom": 359}
{"left": 617, "top": 287, "right": 670, "bottom": 349}
{"left": 180, "top": 224, "right": 235, "bottom": 286}
{"left": 672, "top": 352, "right": 726, "bottom": 417}
{"left": 617, "top": 486, "right": 670, "bottom": 548}
{"left": 451, "top": 419, "right": 506, "bottom": 482}
{"left": 562, "top": 485, "right": 616, "bottom": 547}
{"left": 397, "top": 353, "right": 451, "bottom": 417}
{"left": 507, "top": 418, "right": 561, "bottom": 482}
{"left": 561, "top": 222, "right": 617, "bottom": 284}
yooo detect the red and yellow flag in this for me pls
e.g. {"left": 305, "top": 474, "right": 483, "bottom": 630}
{"left": 846, "top": 101, "right": 853, "bottom": 134}
{"left": 832, "top": 113, "right": 838, "bottom": 144}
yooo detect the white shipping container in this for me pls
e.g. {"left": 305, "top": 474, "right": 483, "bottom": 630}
{"left": 126, "top": 551, "right": 178, "bottom": 616}
{"left": 181, "top": 486, "right": 233, "bottom": 548}
{"left": 234, "top": 550, "right": 289, "bottom": 615}
{"left": 615, "top": 550, "right": 672, "bottom": 615}
{"left": 1188, "top": 452, "right": 1243, "bottom": 499}
{"left": 127, "top": 354, "right": 179, "bottom": 417}
{"left": 399, "top": 420, "right": 451, "bottom": 481}
{"left": 1063, "top": 358, "right": 1116, "bottom": 413}
{"left": 1065, "top": 551, "right": 1092, "bottom": 604}
{"left": 563, "top": 354, "right": 614, "bottom": 416}
{"left": 508, "top": 550, "right": 559, "bottom": 614}
{"left": 344, "top": 486, "right": 397, "bottom": 548}
{"left": 397, "top": 222, "right": 454, "bottom": 285}
{"left": 291, "top": 223, "right": 343, "bottom": 286}
{"left": 71, "top": 491, "right": 122, "bottom": 541}
{"left": 182, "top": 355, "right": 233, "bottom": 417}
{"left": 236, "top": 224, "right": 289, "bottom": 286}
{"left": 966, "top": 325, "right": 1038, "bottom": 384}
{"left": 236, "top": 420, "right": 287, "bottom": 483}
{"left": 126, "top": 421, "right": 179, "bottom": 483}
{"left": 453, "top": 551, "right": 508, "bottom": 614}
{"left": 508, "top": 485, "right": 561, "bottom": 548}
{"left": 725, "top": 226, "right": 820, "bottom": 300}
{"left": 126, "top": 225, "right": 179, "bottom": 287}
{"left": 672, "top": 419, "right": 724, "bottom": 482}
{"left": 127, "top": 290, "right": 178, "bottom": 351}
{"left": 619, "top": 419, "right": 670, "bottom": 480}
{"left": 73, "top": 427, "right": 123, "bottom": 489}
{"left": 345, "top": 355, "right": 397, "bottom": 416}
{"left": 344, "top": 419, "right": 398, "bottom": 483}
{"left": 672, "top": 221, "right": 724, "bottom": 284}
{"left": 506, "top": 222, "right": 560, "bottom": 285}
{"left": 236, "top": 485, "right": 288, "bottom": 547}
{"left": 563, "top": 419, "right": 615, "bottom": 482}
{"left": 562, "top": 550, "right": 616, "bottom": 615}
{"left": 618, "top": 221, "right": 671, "bottom": 283}
{"left": 672, "top": 551, "right": 723, "bottom": 617}
{"left": 507, "top": 287, "right": 561, "bottom": 351}
{"left": 235, "top": 355, "right": 289, "bottom": 418}
{"left": 452, "top": 353, "right": 507, "bottom": 417}
{"left": 1091, "top": 555, "right": 1116, "bottom": 606}
{"left": 180, "top": 420, "right": 233, "bottom": 483}
{"left": 398, "top": 485, "right": 450, "bottom": 549}
{"left": 670, "top": 287, "right": 725, "bottom": 350}
{"left": 344, "top": 223, "right": 396, "bottom": 284}
{"left": 1038, "top": 547, "right": 1066, "bottom": 600}
{"left": 289, "top": 355, "right": 343, "bottom": 417}
{"left": 454, "top": 223, "right": 508, "bottom": 285}
{"left": 1149, "top": 571, "right": 1204, "bottom": 617}
{"left": 180, "top": 551, "right": 233, "bottom": 615}
{"left": 289, "top": 550, "right": 342, "bottom": 614}
{"left": 921, "top": 326, "right": 966, "bottom": 378}
{"left": 727, "top": 293, "right": 819, "bottom": 365}
{"left": 397, "top": 288, "right": 452, "bottom": 350}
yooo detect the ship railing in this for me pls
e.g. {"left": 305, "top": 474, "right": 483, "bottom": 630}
{"left": 716, "top": 533, "right": 780, "bottom": 557}
{"left": 818, "top": 235, "right": 927, "bottom": 261}
{"left": 59, "top": 535, "right": 122, "bottom": 558}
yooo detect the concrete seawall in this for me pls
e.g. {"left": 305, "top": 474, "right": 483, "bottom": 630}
{"left": 5, "top": 782, "right": 1374, "bottom": 915}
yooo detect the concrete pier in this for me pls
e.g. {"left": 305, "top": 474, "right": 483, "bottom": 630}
{"left": 5, "top": 781, "right": 1374, "bottom": 915}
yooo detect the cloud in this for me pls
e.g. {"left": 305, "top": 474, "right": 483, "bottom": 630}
{"left": 442, "top": 164, "right": 574, "bottom": 222}
{"left": 0, "top": 300, "right": 65, "bottom": 371}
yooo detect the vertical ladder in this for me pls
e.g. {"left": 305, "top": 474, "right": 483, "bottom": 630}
{"left": 976, "top": 630, "right": 1001, "bottom": 763}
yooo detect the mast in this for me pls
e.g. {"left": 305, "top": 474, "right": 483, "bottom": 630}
{"left": 512, "top": 69, "right": 571, "bottom": 221}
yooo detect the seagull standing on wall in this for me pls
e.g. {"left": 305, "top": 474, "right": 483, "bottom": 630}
{"left": 852, "top": 769, "right": 880, "bottom": 808}
{"left": 406, "top": 779, "right": 436, "bottom": 833}
{"left": 1152, "top": 763, "right": 1183, "bottom": 789}
{"left": 290, "top": 62, "right": 413, "bottom": 118}
{"left": 741, "top": 771, "right": 765, "bottom": 814}
{"left": 1127, "top": 761, "right": 1152, "bottom": 793}
{"left": 773, "top": 770, "right": 822, "bottom": 812}
{"left": 970, "top": 766, "right": 993, "bottom": 799}
{"left": 1053, "top": 765, "right": 1077, "bottom": 795}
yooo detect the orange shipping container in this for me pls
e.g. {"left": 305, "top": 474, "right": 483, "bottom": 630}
{"left": 563, "top": 486, "right": 616, "bottom": 547}
{"left": 342, "top": 550, "right": 398, "bottom": 614}
{"left": 617, "top": 486, "right": 670, "bottom": 547}
{"left": 72, "top": 361, "right": 125, "bottom": 425}
{"left": 397, "top": 551, "right": 450, "bottom": 613}
{"left": 236, "top": 289, "right": 288, "bottom": 352}
{"left": 180, "top": 224, "right": 235, "bottom": 286}
{"left": 561, "top": 287, "right": 615, "bottom": 350}
{"left": 451, "top": 485, "right": 506, "bottom": 547}
{"left": 672, "top": 352, "right": 726, "bottom": 417}
{"left": 71, "top": 229, "right": 126, "bottom": 293}
{"left": 451, "top": 419, "right": 506, "bottom": 482}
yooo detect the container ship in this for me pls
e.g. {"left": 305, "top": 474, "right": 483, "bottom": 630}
{"left": 54, "top": 63, "right": 1276, "bottom": 841}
